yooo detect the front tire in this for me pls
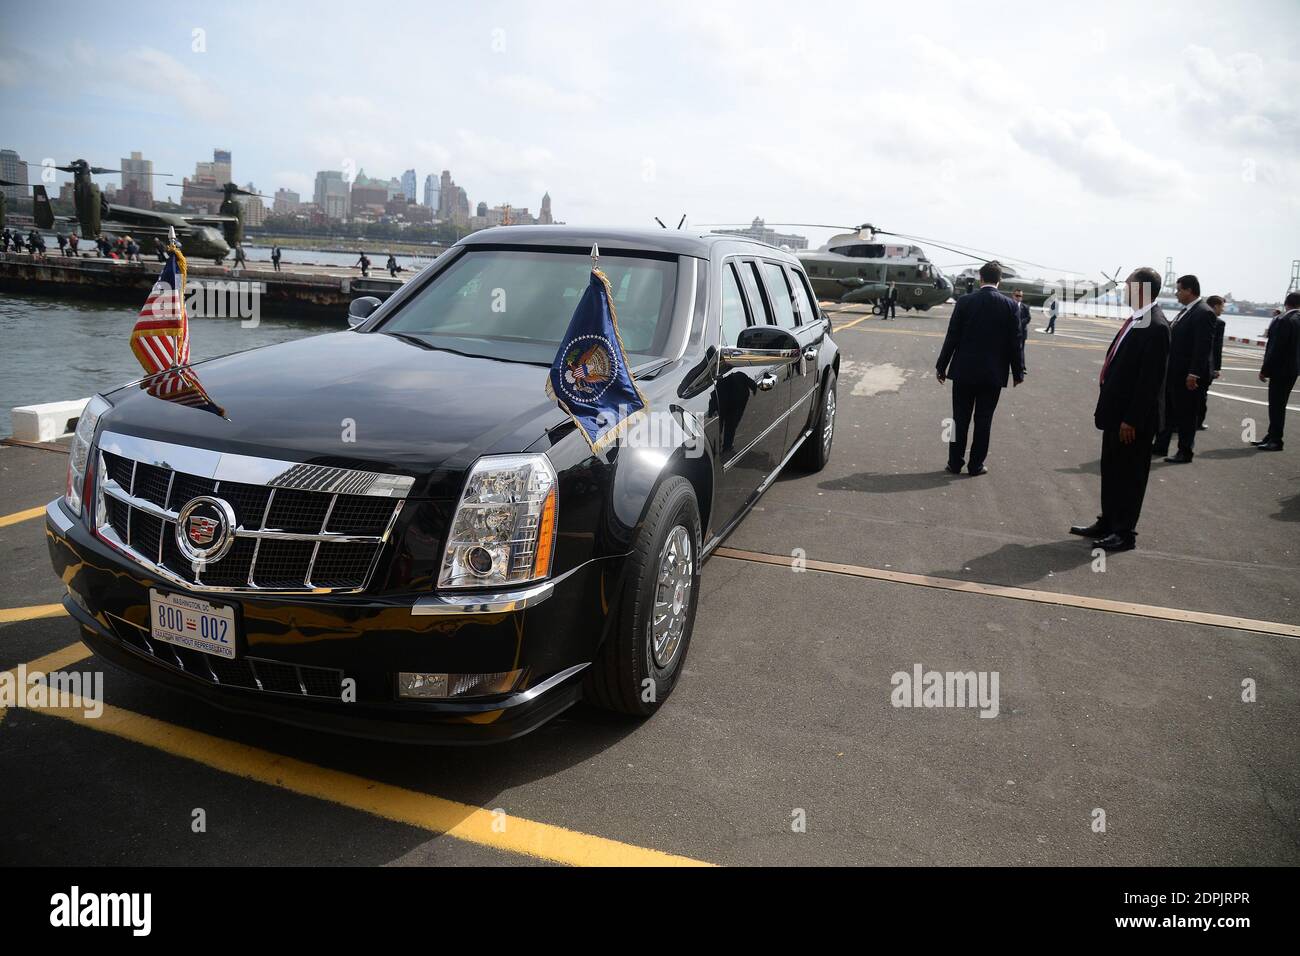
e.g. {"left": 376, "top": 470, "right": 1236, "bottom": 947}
{"left": 584, "top": 476, "right": 701, "bottom": 717}
{"left": 795, "top": 370, "right": 837, "bottom": 472}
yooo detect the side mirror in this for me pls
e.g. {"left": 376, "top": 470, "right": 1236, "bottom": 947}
{"left": 347, "top": 295, "right": 382, "bottom": 328}
{"left": 720, "top": 326, "right": 801, "bottom": 369}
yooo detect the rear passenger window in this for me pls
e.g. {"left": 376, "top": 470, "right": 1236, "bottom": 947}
{"left": 721, "top": 263, "right": 750, "bottom": 346}
{"left": 788, "top": 267, "right": 817, "bottom": 325}
{"left": 761, "top": 261, "right": 798, "bottom": 329}
{"left": 739, "top": 261, "right": 773, "bottom": 326}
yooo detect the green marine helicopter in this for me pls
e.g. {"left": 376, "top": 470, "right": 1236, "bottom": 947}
{"left": 165, "top": 181, "right": 270, "bottom": 251}
{"left": 33, "top": 159, "right": 235, "bottom": 262}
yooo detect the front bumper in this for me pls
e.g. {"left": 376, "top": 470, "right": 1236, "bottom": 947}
{"left": 46, "top": 499, "right": 626, "bottom": 743}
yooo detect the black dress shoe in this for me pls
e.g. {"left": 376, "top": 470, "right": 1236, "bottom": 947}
{"left": 1092, "top": 533, "right": 1135, "bottom": 552}
{"left": 1257, "top": 440, "right": 1284, "bottom": 451}
{"left": 968, "top": 464, "right": 989, "bottom": 476}
{"left": 1197, "top": 424, "right": 1208, "bottom": 431}
{"left": 1163, "top": 452, "right": 1193, "bottom": 464}
{"left": 945, "top": 463, "right": 963, "bottom": 475}
{"left": 1070, "top": 521, "right": 1107, "bottom": 537}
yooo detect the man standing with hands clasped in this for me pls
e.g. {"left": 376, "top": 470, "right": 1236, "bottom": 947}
{"left": 1255, "top": 291, "right": 1300, "bottom": 451}
{"left": 1071, "top": 268, "right": 1170, "bottom": 552}
{"left": 936, "top": 261, "right": 1024, "bottom": 477}
{"left": 1151, "top": 274, "right": 1215, "bottom": 463}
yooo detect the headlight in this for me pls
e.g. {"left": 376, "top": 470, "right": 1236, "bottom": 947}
{"left": 438, "top": 454, "right": 557, "bottom": 590}
{"left": 65, "top": 395, "right": 110, "bottom": 518}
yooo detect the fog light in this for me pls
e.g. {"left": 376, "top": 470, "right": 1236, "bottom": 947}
{"left": 397, "top": 670, "right": 524, "bottom": 699}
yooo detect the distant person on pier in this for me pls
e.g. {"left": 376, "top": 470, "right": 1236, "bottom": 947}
{"left": 1152, "top": 274, "right": 1215, "bottom": 464}
{"left": 1012, "top": 289, "right": 1031, "bottom": 373}
{"left": 68, "top": 232, "right": 79, "bottom": 257}
{"left": 155, "top": 237, "right": 167, "bottom": 262}
{"left": 935, "top": 260, "right": 1024, "bottom": 477}
{"left": 233, "top": 244, "right": 248, "bottom": 270}
{"left": 56, "top": 233, "right": 68, "bottom": 256}
{"left": 1042, "top": 296, "right": 1059, "bottom": 334}
{"left": 881, "top": 281, "right": 897, "bottom": 320}
{"left": 1254, "top": 291, "right": 1300, "bottom": 452}
{"left": 1, "top": 228, "right": 11, "bottom": 252}
{"left": 1198, "top": 295, "right": 1227, "bottom": 430}
{"left": 127, "top": 236, "right": 140, "bottom": 263}
{"left": 355, "top": 251, "right": 371, "bottom": 277}
{"left": 271, "top": 245, "right": 282, "bottom": 272}
{"left": 386, "top": 252, "right": 401, "bottom": 277}
{"left": 1070, "top": 267, "right": 1169, "bottom": 553}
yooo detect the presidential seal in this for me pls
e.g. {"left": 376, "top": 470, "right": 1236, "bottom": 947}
{"left": 558, "top": 333, "right": 619, "bottom": 404}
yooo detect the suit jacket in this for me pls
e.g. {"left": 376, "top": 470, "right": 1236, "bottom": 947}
{"left": 1095, "top": 306, "right": 1170, "bottom": 434}
{"left": 1166, "top": 299, "right": 1216, "bottom": 383}
{"left": 1262, "top": 309, "right": 1300, "bottom": 379}
{"left": 936, "top": 286, "right": 1025, "bottom": 387}
{"left": 1212, "top": 318, "right": 1225, "bottom": 372}
{"left": 884, "top": 286, "right": 898, "bottom": 305}
{"left": 1016, "top": 302, "right": 1031, "bottom": 368}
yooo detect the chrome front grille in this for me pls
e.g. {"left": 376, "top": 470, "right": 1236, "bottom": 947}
{"left": 93, "top": 432, "right": 412, "bottom": 594}
{"left": 108, "top": 612, "right": 345, "bottom": 699}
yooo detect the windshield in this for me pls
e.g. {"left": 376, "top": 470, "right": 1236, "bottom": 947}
{"left": 377, "top": 248, "right": 679, "bottom": 362}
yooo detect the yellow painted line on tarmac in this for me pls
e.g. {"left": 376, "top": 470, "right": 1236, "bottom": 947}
{"left": 9, "top": 642, "right": 712, "bottom": 867}
{"left": 716, "top": 547, "right": 1300, "bottom": 640}
{"left": 0, "top": 642, "right": 94, "bottom": 726}
{"left": 835, "top": 313, "right": 872, "bottom": 331}
{"left": 0, "top": 603, "right": 68, "bottom": 625}
{"left": 0, "top": 506, "right": 46, "bottom": 528}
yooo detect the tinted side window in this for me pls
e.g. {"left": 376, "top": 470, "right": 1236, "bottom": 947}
{"left": 761, "top": 261, "right": 798, "bottom": 329}
{"left": 720, "top": 262, "right": 750, "bottom": 346}
{"left": 788, "top": 266, "right": 818, "bottom": 325}
{"left": 739, "top": 261, "right": 773, "bottom": 325}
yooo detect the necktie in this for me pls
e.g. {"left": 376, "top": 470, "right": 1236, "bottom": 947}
{"left": 1100, "top": 315, "right": 1135, "bottom": 385}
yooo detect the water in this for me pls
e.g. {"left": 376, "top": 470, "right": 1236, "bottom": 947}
{"left": 0, "top": 291, "right": 340, "bottom": 435}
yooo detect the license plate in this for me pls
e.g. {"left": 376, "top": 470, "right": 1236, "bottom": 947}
{"left": 149, "top": 589, "right": 237, "bottom": 659}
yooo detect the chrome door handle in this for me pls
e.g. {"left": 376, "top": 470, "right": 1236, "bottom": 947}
{"left": 758, "top": 372, "right": 777, "bottom": 391}
{"left": 803, "top": 346, "right": 819, "bottom": 361}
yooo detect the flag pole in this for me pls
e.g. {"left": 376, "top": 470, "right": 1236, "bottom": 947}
{"left": 590, "top": 242, "right": 599, "bottom": 274}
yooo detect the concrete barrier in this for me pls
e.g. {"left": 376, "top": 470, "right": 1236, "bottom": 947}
{"left": 10, "top": 398, "right": 89, "bottom": 443}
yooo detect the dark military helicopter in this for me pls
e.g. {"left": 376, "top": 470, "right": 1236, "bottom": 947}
{"left": 33, "top": 159, "right": 234, "bottom": 262}
{"left": 165, "top": 181, "right": 269, "bottom": 251}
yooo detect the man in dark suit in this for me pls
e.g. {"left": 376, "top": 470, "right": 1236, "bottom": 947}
{"left": 1255, "top": 291, "right": 1300, "bottom": 451}
{"left": 1198, "top": 295, "right": 1227, "bottom": 430}
{"left": 1152, "top": 274, "right": 1215, "bottom": 463}
{"left": 936, "top": 261, "right": 1024, "bottom": 476}
{"left": 881, "top": 281, "right": 898, "bottom": 320}
{"left": 1011, "top": 289, "right": 1031, "bottom": 373}
{"left": 1071, "top": 267, "right": 1170, "bottom": 552}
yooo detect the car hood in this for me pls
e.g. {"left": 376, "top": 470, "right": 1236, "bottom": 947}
{"left": 102, "top": 331, "right": 570, "bottom": 498}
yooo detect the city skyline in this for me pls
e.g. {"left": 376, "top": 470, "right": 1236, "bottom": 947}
{"left": 1, "top": 0, "right": 1297, "bottom": 298}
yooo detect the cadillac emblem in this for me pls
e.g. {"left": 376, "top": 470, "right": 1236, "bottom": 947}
{"left": 175, "top": 496, "right": 237, "bottom": 564}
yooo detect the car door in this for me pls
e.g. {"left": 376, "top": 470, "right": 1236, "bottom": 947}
{"left": 781, "top": 263, "right": 829, "bottom": 450}
{"left": 713, "top": 258, "right": 794, "bottom": 530}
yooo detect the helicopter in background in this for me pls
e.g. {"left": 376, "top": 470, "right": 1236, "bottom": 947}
{"left": 165, "top": 181, "right": 269, "bottom": 251}
{"left": 32, "top": 159, "right": 235, "bottom": 262}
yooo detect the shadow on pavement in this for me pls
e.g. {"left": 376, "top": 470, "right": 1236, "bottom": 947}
{"left": 931, "top": 539, "right": 1098, "bottom": 588}
{"left": 817, "top": 470, "right": 956, "bottom": 493}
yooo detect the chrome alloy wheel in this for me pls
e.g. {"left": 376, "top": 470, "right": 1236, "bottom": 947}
{"left": 650, "top": 525, "right": 694, "bottom": 669}
{"left": 823, "top": 386, "right": 836, "bottom": 455}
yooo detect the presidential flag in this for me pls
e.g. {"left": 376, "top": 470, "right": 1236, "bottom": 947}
{"left": 546, "top": 267, "right": 648, "bottom": 454}
{"left": 130, "top": 244, "right": 190, "bottom": 374}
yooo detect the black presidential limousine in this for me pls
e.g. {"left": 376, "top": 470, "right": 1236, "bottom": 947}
{"left": 46, "top": 226, "right": 840, "bottom": 742}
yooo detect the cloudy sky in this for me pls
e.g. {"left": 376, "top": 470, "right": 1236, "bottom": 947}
{"left": 2, "top": 0, "right": 1296, "bottom": 299}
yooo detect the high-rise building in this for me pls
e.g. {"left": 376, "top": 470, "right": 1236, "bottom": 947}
{"left": 239, "top": 183, "right": 268, "bottom": 227}
{"left": 181, "top": 148, "right": 232, "bottom": 213}
{"left": 539, "top": 192, "right": 553, "bottom": 225}
{"left": 423, "top": 173, "right": 439, "bottom": 210}
{"left": 273, "top": 188, "right": 301, "bottom": 214}
{"left": 314, "top": 170, "right": 349, "bottom": 221}
{"left": 119, "top": 151, "right": 154, "bottom": 209}
{"left": 436, "top": 169, "right": 470, "bottom": 226}
{"left": 1, "top": 149, "right": 26, "bottom": 201}
{"left": 401, "top": 169, "right": 417, "bottom": 202}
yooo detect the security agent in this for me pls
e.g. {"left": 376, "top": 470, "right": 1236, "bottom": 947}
{"left": 1255, "top": 291, "right": 1300, "bottom": 451}
{"left": 1198, "top": 295, "right": 1227, "bottom": 430}
{"left": 1071, "top": 267, "right": 1170, "bottom": 553}
{"left": 936, "top": 261, "right": 1024, "bottom": 476}
{"left": 1151, "top": 274, "right": 1215, "bottom": 463}
{"left": 1011, "top": 288, "right": 1031, "bottom": 373}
